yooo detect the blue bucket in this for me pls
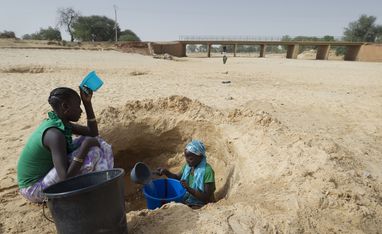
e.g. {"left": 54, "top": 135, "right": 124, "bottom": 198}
{"left": 143, "top": 178, "right": 186, "bottom": 210}
{"left": 80, "top": 71, "right": 103, "bottom": 92}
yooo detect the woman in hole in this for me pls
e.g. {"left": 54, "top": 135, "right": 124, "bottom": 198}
{"left": 17, "top": 87, "right": 113, "bottom": 203}
{"left": 157, "top": 140, "right": 215, "bottom": 207}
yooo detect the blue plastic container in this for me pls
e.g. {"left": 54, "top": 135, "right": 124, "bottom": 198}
{"left": 80, "top": 71, "right": 103, "bottom": 92}
{"left": 143, "top": 178, "right": 186, "bottom": 210}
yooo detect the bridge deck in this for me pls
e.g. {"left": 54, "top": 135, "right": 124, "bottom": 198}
{"left": 151, "top": 40, "right": 380, "bottom": 61}
{"left": 178, "top": 40, "right": 365, "bottom": 46}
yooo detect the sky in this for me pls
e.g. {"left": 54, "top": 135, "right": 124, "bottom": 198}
{"left": 1, "top": 0, "right": 382, "bottom": 41}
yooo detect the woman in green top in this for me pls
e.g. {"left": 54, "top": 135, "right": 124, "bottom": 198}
{"left": 156, "top": 140, "right": 215, "bottom": 207}
{"left": 17, "top": 87, "right": 113, "bottom": 203}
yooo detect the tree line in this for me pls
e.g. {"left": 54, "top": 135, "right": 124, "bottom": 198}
{"left": 0, "top": 7, "right": 140, "bottom": 42}
{"left": 1, "top": 13, "right": 381, "bottom": 45}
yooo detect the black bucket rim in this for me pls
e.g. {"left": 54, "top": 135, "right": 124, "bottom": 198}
{"left": 43, "top": 168, "right": 125, "bottom": 199}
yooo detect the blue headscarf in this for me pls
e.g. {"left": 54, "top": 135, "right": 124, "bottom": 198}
{"left": 181, "top": 140, "right": 207, "bottom": 206}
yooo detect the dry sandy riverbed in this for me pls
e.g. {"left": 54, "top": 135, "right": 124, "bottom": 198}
{"left": 0, "top": 49, "right": 381, "bottom": 233}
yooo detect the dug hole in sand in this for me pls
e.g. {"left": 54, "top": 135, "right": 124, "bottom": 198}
{"left": 96, "top": 95, "right": 381, "bottom": 233}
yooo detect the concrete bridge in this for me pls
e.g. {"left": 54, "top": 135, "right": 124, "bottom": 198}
{"left": 149, "top": 38, "right": 382, "bottom": 62}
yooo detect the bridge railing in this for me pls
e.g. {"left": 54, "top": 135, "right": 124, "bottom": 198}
{"left": 179, "top": 35, "right": 345, "bottom": 42}
{"left": 179, "top": 35, "right": 283, "bottom": 41}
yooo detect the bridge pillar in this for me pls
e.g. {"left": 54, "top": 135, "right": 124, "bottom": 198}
{"left": 286, "top": 44, "right": 299, "bottom": 59}
{"left": 181, "top": 43, "right": 186, "bottom": 57}
{"left": 316, "top": 45, "right": 330, "bottom": 60}
{"left": 234, "top": 44, "right": 237, "bottom": 57}
{"left": 207, "top": 44, "right": 211, "bottom": 57}
{"left": 344, "top": 45, "right": 362, "bottom": 61}
{"left": 260, "top": 44, "right": 266, "bottom": 57}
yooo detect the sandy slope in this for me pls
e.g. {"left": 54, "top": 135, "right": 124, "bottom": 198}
{"left": 0, "top": 49, "right": 381, "bottom": 233}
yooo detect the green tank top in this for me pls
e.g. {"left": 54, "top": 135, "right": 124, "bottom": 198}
{"left": 17, "top": 112, "right": 74, "bottom": 188}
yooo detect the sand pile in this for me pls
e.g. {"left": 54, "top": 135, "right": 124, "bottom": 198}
{"left": 1, "top": 65, "right": 51, "bottom": 73}
{"left": 93, "top": 95, "right": 381, "bottom": 233}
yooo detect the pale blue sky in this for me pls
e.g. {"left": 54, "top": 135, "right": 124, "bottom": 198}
{"left": 1, "top": 0, "right": 381, "bottom": 41}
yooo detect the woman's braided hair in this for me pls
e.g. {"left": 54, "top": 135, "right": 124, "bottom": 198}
{"left": 48, "top": 87, "right": 79, "bottom": 111}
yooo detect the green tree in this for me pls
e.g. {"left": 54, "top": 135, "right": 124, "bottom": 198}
{"left": 187, "top": 44, "right": 197, "bottom": 53}
{"left": 236, "top": 45, "right": 257, "bottom": 53}
{"left": 39, "top": 27, "right": 62, "bottom": 40}
{"left": 322, "top": 35, "right": 335, "bottom": 41}
{"left": 57, "top": 7, "right": 80, "bottom": 42}
{"left": 343, "top": 15, "right": 382, "bottom": 42}
{"left": 72, "top": 15, "right": 120, "bottom": 41}
{"left": 22, "top": 34, "right": 32, "bottom": 40}
{"left": 281, "top": 35, "right": 292, "bottom": 41}
{"left": 24, "top": 27, "right": 61, "bottom": 40}
{"left": 198, "top": 44, "right": 207, "bottom": 52}
{"left": 292, "top": 36, "right": 320, "bottom": 41}
{"left": 119, "top": 29, "right": 140, "bottom": 41}
{"left": 0, "top": 30, "right": 16, "bottom": 38}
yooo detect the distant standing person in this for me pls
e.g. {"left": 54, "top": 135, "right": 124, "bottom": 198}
{"left": 222, "top": 46, "right": 228, "bottom": 64}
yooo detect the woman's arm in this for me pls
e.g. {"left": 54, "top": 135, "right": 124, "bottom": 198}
{"left": 156, "top": 168, "right": 182, "bottom": 180}
{"left": 44, "top": 128, "right": 99, "bottom": 180}
{"left": 181, "top": 181, "right": 215, "bottom": 203}
{"left": 70, "top": 117, "right": 98, "bottom": 137}
{"left": 71, "top": 88, "right": 98, "bottom": 137}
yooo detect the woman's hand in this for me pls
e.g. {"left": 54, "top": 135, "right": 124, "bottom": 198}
{"left": 181, "top": 180, "right": 191, "bottom": 191}
{"left": 155, "top": 167, "right": 168, "bottom": 176}
{"left": 79, "top": 86, "right": 93, "bottom": 104}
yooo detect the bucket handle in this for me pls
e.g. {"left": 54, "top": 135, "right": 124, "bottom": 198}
{"left": 164, "top": 179, "right": 168, "bottom": 199}
{"left": 160, "top": 179, "right": 168, "bottom": 206}
{"left": 42, "top": 198, "right": 54, "bottom": 223}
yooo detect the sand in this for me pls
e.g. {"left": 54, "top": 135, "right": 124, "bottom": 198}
{"left": 0, "top": 48, "right": 381, "bottom": 233}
